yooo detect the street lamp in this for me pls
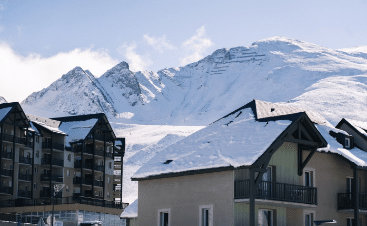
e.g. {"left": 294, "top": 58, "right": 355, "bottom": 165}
{"left": 51, "top": 184, "right": 64, "bottom": 226}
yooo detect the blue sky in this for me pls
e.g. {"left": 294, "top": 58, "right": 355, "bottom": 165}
{"left": 0, "top": 0, "right": 367, "bottom": 102}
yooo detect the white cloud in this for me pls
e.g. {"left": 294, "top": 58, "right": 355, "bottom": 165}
{"left": 118, "top": 42, "right": 152, "bottom": 72}
{"left": 0, "top": 42, "right": 119, "bottom": 102}
{"left": 143, "top": 34, "right": 175, "bottom": 53}
{"left": 181, "top": 26, "right": 213, "bottom": 66}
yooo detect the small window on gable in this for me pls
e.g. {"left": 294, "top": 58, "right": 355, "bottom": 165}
{"left": 158, "top": 209, "right": 170, "bottom": 226}
{"left": 345, "top": 138, "right": 351, "bottom": 149}
{"left": 200, "top": 205, "right": 213, "bottom": 226}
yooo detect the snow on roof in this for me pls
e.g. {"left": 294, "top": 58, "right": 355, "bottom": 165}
{"left": 120, "top": 199, "right": 138, "bottom": 219}
{"left": 0, "top": 106, "right": 12, "bottom": 122}
{"left": 133, "top": 107, "right": 292, "bottom": 179}
{"left": 58, "top": 118, "right": 98, "bottom": 146}
{"left": 344, "top": 118, "right": 367, "bottom": 137}
{"left": 316, "top": 124, "right": 367, "bottom": 166}
{"left": 27, "top": 114, "right": 67, "bottom": 135}
{"left": 254, "top": 100, "right": 329, "bottom": 125}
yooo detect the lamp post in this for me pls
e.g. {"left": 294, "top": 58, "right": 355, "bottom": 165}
{"left": 51, "top": 183, "right": 64, "bottom": 226}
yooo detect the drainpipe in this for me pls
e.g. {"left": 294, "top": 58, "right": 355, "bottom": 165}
{"left": 249, "top": 168, "right": 255, "bottom": 226}
{"left": 354, "top": 166, "right": 359, "bottom": 226}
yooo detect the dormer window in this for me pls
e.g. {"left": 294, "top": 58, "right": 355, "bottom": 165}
{"left": 345, "top": 138, "right": 351, "bottom": 149}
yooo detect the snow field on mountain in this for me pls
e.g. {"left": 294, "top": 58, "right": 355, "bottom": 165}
{"left": 111, "top": 122, "right": 203, "bottom": 203}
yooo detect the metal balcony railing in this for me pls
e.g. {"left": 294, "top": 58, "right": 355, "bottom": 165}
{"left": 1, "top": 169, "right": 13, "bottom": 177}
{"left": 1, "top": 151, "right": 13, "bottom": 159}
{"left": 18, "top": 173, "right": 32, "bottom": 181}
{"left": 234, "top": 180, "right": 317, "bottom": 205}
{"left": 41, "top": 158, "right": 64, "bottom": 166}
{"left": 338, "top": 193, "right": 367, "bottom": 210}
{"left": 18, "top": 190, "right": 31, "bottom": 198}
{"left": 2, "top": 134, "right": 14, "bottom": 142}
{"left": 19, "top": 156, "right": 32, "bottom": 164}
{"left": 42, "top": 142, "right": 64, "bottom": 151}
{"left": 0, "top": 186, "right": 12, "bottom": 195}
{"left": 40, "top": 174, "right": 63, "bottom": 183}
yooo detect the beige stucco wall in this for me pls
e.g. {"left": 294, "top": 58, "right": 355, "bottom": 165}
{"left": 304, "top": 150, "right": 366, "bottom": 225}
{"left": 138, "top": 170, "right": 234, "bottom": 226}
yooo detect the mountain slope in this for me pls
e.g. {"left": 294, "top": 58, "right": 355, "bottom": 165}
{"left": 21, "top": 36, "right": 367, "bottom": 126}
{"left": 0, "top": 96, "right": 7, "bottom": 104}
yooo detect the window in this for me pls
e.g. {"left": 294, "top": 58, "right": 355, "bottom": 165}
{"left": 25, "top": 185, "right": 28, "bottom": 191}
{"left": 36, "top": 136, "right": 39, "bottom": 143}
{"left": 108, "top": 177, "right": 110, "bottom": 183}
{"left": 305, "top": 213, "right": 313, "bottom": 226}
{"left": 158, "top": 209, "right": 170, "bottom": 226}
{"left": 347, "top": 218, "right": 362, "bottom": 226}
{"left": 107, "top": 192, "right": 110, "bottom": 198}
{"left": 304, "top": 168, "right": 315, "bottom": 187}
{"left": 34, "top": 167, "right": 38, "bottom": 173}
{"left": 109, "top": 162, "right": 112, "bottom": 169}
{"left": 199, "top": 205, "right": 213, "bottom": 226}
{"left": 68, "top": 154, "right": 71, "bottom": 162}
{"left": 345, "top": 138, "right": 351, "bottom": 149}
{"left": 34, "top": 183, "right": 37, "bottom": 190}
{"left": 258, "top": 209, "right": 273, "bottom": 226}
{"left": 99, "top": 191, "right": 102, "bottom": 197}
{"left": 36, "top": 151, "right": 39, "bottom": 158}
{"left": 67, "top": 170, "right": 70, "bottom": 177}
{"left": 66, "top": 186, "right": 69, "bottom": 192}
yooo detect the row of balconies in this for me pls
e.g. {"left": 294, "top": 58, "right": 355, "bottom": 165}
{"left": 0, "top": 133, "right": 33, "bottom": 148}
{"left": 74, "top": 146, "right": 113, "bottom": 158}
{"left": 73, "top": 177, "right": 103, "bottom": 187}
{"left": 74, "top": 161, "right": 105, "bottom": 171}
{"left": 0, "top": 196, "right": 129, "bottom": 209}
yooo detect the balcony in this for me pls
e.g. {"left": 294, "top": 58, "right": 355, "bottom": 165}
{"left": 95, "top": 148, "right": 104, "bottom": 156}
{"left": 18, "top": 190, "right": 31, "bottom": 198}
{"left": 2, "top": 134, "right": 13, "bottom": 143}
{"left": 1, "top": 151, "right": 13, "bottom": 159}
{"left": 338, "top": 193, "right": 367, "bottom": 210}
{"left": 42, "top": 142, "right": 64, "bottom": 151}
{"left": 94, "top": 180, "right": 103, "bottom": 187}
{"left": 74, "top": 162, "right": 93, "bottom": 170}
{"left": 40, "top": 174, "right": 63, "bottom": 183}
{"left": 0, "top": 186, "right": 12, "bottom": 195}
{"left": 40, "top": 190, "right": 50, "bottom": 198}
{"left": 1, "top": 169, "right": 13, "bottom": 177}
{"left": 94, "top": 164, "right": 104, "bottom": 172}
{"left": 19, "top": 156, "right": 32, "bottom": 165}
{"left": 73, "top": 177, "right": 93, "bottom": 186}
{"left": 106, "top": 152, "right": 113, "bottom": 159}
{"left": 41, "top": 158, "right": 64, "bottom": 167}
{"left": 234, "top": 180, "right": 317, "bottom": 205}
{"left": 18, "top": 173, "right": 32, "bottom": 181}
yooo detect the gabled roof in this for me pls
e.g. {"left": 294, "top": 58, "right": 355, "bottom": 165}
{"left": 336, "top": 118, "right": 367, "bottom": 140}
{"left": 132, "top": 100, "right": 367, "bottom": 181}
{"left": 27, "top": 114, "right": 67, "bottom": 136}
{"left": 52, "top": 113, "right": 115, "bottom": 146}
{"left": 0, "top": 102, "right": 30, "bottom": 127}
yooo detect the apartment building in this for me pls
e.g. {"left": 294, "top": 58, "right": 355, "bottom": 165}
{"left": 0, "top": 102, "right": 127, "bottom": 226}
{"left": 131, "top": 100, "right": 367, "bottom": 226}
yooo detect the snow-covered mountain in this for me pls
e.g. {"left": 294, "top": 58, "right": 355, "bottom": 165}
{"left": 22, "top": 37, "right": 367, "bottom": 126}
{"left": 0, "top": 96, "right": 7, "bottom": 104}
{"left": 20, "top": 36, "right": 367, "bottom": 202}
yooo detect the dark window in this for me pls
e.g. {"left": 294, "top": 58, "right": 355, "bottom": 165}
{"left": 160, "top": 212, "right": 169, "bottom": 226}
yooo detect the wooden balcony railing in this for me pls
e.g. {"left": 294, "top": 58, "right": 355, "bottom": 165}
{"left": 234, "top": 180, "right": 317, "bottom": 205}
{"left": 338, "top": 193, "right": 367, "bottom": 210}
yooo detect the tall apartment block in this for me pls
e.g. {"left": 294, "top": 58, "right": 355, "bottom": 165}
{"left": 0, "top": 102, "right": 127, "bottom": 226}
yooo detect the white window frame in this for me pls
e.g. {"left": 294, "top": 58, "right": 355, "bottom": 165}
{"left": 303, "top": 167, "right": 316, "bottom": 187}
{"left": 303, "top": 210, "right": 315, "bottom": 226}
{"left": 199, "top": 204, "right": 213, "bottom": 226}
{"left": 345, "top": 138, "right": 351, "bottom": 148}
{"left": 158, "top": 208, "right": 170, "bottom": 226}
{"left": 258, "top": 209, "right": 274, "bottom": 226}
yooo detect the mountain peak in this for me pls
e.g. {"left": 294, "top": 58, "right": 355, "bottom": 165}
{"left": 0, "top": 96, "right": 7, "bottom": 104}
